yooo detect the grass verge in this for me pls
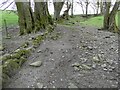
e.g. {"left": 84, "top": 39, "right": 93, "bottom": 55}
{"left": 0, "top": 10, "right": 18, "bottom": 27}
{"left": 59, "top": 12, "right": 119, "bottom": 28}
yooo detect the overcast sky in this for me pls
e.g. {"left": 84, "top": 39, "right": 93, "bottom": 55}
{"left": 0, "top": 0, "right": 116, "bottom": 15}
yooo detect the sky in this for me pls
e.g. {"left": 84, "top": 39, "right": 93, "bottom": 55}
{"left": 0, "top": 0, "right": 116, "bottom": 15}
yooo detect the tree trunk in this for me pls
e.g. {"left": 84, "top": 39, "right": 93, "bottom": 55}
{"left": 86, "top": 4, "right": 88, "bottom": 17}
{"left": 66, "top": 0, "right": 71, "bottom": 15}
{"left": 85, "top": 0, "right": 89, "bottom": 17}
{"left": 15, "top": 0, "right": 53, "bottom": 35}
{"left": 34, "top": 1, "right": 53, "bottom": 31}
{"left": 62, "top": 2, "right": 71, "bottom": 20}
{"left": 23, "top": 2, "right": 34, "bottom": 34}
{"left": 108, "top": 1, "right": 120, "bottom": 32}
{"left": 71, "top": 0, "right": 73, "bottom": 17}
{"left": 67, "top": 0, "right": 69, "bottom": 9}
{"left": 78, "top": 1, "right": 85, "bottom": 14}
{"left": 118, "top": 10, "right": 120, "bottom": 31}
{"left": 103, "top": 0, "right": 120, "bottom": 32}
{"left": 100, "top": 0, "right": 103, "bottom": 14}
{"left": 15, "top": 1, "right": 34, "bottom": 35}
{"left": 81, "top": 4, "right": 84, "bottom": 14}
{"left": 103, "top": 2, "right": 111, "bottom": 29}
{"left": 96, "top": 0, "right": 99, "bottom": 15}
{"left": 53, "top": 1, "right": 64, "bottom": 20}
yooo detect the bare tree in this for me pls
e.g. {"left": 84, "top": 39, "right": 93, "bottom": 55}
{"left": 34, "top": 1, "right": 53, "bottom": 31}
{"left": 62, "top": 0, "right": 71, "bottom": 19}
{"left": 108, "top": 1, "right": 120, "bottom": 32}
{"left": 83, "top": 0, "right": 90, "bottom": 17}
{"left": 15, "top": 0, "right": 34, "bottom": 35}
{"left": 66, "top": 0, "right": 69, "bottom": 9}
{"left": 103, "top": 1, "right": 111, "bottom": 29}
{"left": 0, "top": 0, "right": 9, "bottom": 8}
{"left": 96, "top": 0, "right": 100, "bottom": 15}
{"left": 103, "top": 0, "right": 120, "bottom": 32}
{"left": 77, "top": 0, "right": 85, "bottom": 14}
{"left": 15, "top": 0, "right": 53, "bottom": 35}
{"left": 90, "top": 0, "right": 100, "bottom": 15}
{"left": 90, "top": 3, "right": 96, "bottom": 14}
{"left": 100, "top": 0, "right": 104, "bottom": 14}
{"left": 71, "top": 0, "right": 73, "bottom": 17}
{"left": 53, "top": 0, "right": 64, "bottom": 20}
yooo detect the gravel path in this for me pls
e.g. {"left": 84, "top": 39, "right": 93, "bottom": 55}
{"left": 3, "top": 25, "right": 118, "bottom": 88}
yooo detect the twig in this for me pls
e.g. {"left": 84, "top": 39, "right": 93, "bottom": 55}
{"left": 0, "top": 0, "right": 9, "bottom": 8}
{"left": 3, "top": 1, "right": 14, "bottom": 11}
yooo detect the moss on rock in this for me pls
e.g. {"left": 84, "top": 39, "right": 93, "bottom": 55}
{"left": 3, "top": 60, "right": 19, "bottom": 75}
{"left": 32, "top": 35, "right": 45, "bottom": 47}
{"left": 2, "top": 48, "right": 30, "bottom": 85}
{"left": 22, "top": 42, "right": 29, "bottom": 48}
{"left": 16, "top": 49, "right": 30, "bottom": 58}
{"left": 46, "top": 25, "right": 54, "bottom": 33}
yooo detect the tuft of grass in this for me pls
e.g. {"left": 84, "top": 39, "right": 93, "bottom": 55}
{"left": 0, "top": 10, "right": 18, "bottom": 27}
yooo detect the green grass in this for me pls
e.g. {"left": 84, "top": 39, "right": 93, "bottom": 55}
{"left": 58, "top": 15, "right": 86, "bottom": 26}
{"left": 80, "top": 16, "right": 104, "bottom": 28}
{"left": 0, "top": 10, "right": 18, "bottom": 27}
{"left": 82, "top": 12, "right": 119, "bottom": 28}
{"left": 59, "top": 15, "right": 104, "bottom": 28}
{"left": 0, "top": 10, "right": 119, "bottom": 29}
{"left": 60, "top": 12, "right": 119, "bottom": 28}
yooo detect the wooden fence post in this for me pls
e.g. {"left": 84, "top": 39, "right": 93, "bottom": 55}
{"left": 4, "top": 19, "right": 9, "bottom": 38}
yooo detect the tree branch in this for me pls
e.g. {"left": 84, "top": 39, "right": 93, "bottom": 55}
{"left": 3, "top": 1, "right": 14, "bottom": 11}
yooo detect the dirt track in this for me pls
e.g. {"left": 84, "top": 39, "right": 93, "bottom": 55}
{"left": 3, "top": 25, "right": 118, "bottom": 88}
